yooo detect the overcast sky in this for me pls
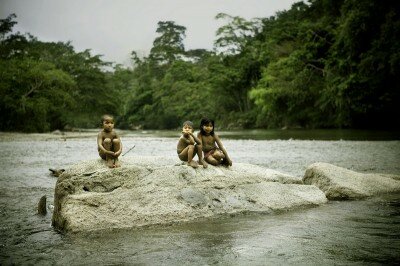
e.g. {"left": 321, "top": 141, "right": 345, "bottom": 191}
{"left": 1, "top": 0, "right": 299, "bottom": 65}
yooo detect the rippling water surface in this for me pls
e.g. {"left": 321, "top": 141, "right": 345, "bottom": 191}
{"left": 0, "top": 130, "right": 399, "bottom": 265}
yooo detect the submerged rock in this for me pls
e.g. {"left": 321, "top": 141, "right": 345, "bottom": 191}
{"left": 303, "top": 162, "right": 400, "bottom": 200}
{"left": 38, "top": 195, "right": 47, "bottom": 215}
{"left": 49, "top": 168, "right": 65, "bottom": 177}
{"left": 52, "top": 156, "right": 327, "bottom": 233}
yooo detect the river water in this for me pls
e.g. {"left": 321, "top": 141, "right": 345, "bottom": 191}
{"left": 0, "top": 130, "right": 399, "bottom": 265}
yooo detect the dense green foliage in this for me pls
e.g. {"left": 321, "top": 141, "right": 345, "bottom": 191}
{"left": 0, "top": 14, "right": 119, "bottom": 132}
{"left": 1, "top": 0, "right": 399, "bottom": 132}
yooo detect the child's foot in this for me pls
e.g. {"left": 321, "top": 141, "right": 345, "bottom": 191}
{"left": 198, "top": 159, "right": 208, "bottom": 168}
{"left": 106, "top": 158, "right": 115, "bottom": 168}
{"left": 114, "top": 159, "right": 121, "bottom": 168}
{"left": 188, "top": 160, "right": 199, "bottom": 168}
{"left": 221, "top": 158, "right": 229, "bottom": 167}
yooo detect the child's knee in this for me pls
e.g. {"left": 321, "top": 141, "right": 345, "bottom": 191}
{"left": 103, "top": 138, "right": 112, "bottom": 144}
{"left": 112, "top": 139, "right": 120, "bottom": 145}
{"left": 214, "top": 150, "right": 224, "bottom": 160}
{"left": 99, "top": 152, "right": 106, "bottom": 160}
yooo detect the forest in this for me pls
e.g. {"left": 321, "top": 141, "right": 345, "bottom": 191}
{"left": 0, "top": 0, "right": 399, "bottom": 132}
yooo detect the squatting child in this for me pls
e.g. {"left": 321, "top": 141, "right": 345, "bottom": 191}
{"left": 97, "top": 114, "right": 122, "bottom": 168}
{"left": 177, "top": 121, "right": 208, "bottom": 168}
{"left": 197, "top": 117, "right": 232, "bottom": 166}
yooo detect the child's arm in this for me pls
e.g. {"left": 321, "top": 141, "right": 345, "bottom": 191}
{"left": 196, "top": 132, "right": 204, "bottom": 146}
{"left": 114, "top": 132, "right": 122, "bottom": 157}
{"left": 189, "top": 132, "right": 201, "bottom": 145}
{"left": 215, "top": 134, "right": 232, "bottom": 166}
{"left": 182, "top": 132, "right": 195, "bottom": 145}
{"left": 180, "top": 134, "right": 191, "bottom": 145}
{"left": 177, "top": 136, "right": 188, "bottom": 153}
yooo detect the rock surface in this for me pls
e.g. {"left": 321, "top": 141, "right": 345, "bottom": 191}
{"left": 52, "top": 156, "right": 327, "bottom": 233}
{"left": 303, "top": 162, "right": 400, "bottom": 200}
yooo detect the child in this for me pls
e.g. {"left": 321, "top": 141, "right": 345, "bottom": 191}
{"left": 197, "top": 117, "right": 232, "bottom": 166}
{"left": 97, "top": 114, "right": 122, "bottom": 168}
{"left": 177, "top": 121, "right": 208, "bottom": 168}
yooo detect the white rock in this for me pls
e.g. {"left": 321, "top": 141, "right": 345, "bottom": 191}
{"left": 303, "top": 162, "right": 400, "bottom": 200}
{"left": 52, "top": 156, "right": 327, "bottom": 233}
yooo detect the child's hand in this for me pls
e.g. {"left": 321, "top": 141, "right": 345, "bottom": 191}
{"left": 106, "top": 150, "right": 115, "bottom": 157}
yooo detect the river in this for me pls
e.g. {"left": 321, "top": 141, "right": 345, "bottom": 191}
{"left": 0, "top": 130, "right": 399, "bottom": 265}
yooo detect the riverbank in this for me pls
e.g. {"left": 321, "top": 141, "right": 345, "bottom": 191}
{"left": 1, "top": 128, "right": 399, "bottom": 142}
{"left": 0, "top": 131, "right": 98, "bottom": 141}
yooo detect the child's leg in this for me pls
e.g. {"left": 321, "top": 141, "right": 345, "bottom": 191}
{"left": 112, "top": 139, "right": 121, "bottom": 167}
{"left": 212, "top": 149, "right": 225, "bottom": 161}
{"left": 196, "top": 145, "right": 208, "bottom": 168}
{"left": 112, "top": 139, "right": 121, "bottom": 153}
{"left": 178, "top": 146, "right": 190, "bottom": 161}
{"left": 205, "top": 155, "right": 220, "bottom": 166}
{"left": 187, "top": 145, "right": 198, "bottom": 168}
{"left": 102, "top": 138, "right": 114, "bottom": 168}
{"left": 103, "top": 138, "right": 112, "bottom": 151}
{"left": 99, "top": 138, "right": 111, "bottom": 160}
{"left": 99, "top": 150, "right": 106, "bottom": 160}
{"left": 178, "top": 145, "right": 198, "bottom": 168}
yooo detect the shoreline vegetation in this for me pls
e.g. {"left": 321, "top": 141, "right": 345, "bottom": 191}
{"left": 1, "top": 0, "right": 399, "bottom": 133}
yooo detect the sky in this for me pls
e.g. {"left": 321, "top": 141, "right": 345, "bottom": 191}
{"left": 0, "top": 0, "right": 299, "bottom": 65}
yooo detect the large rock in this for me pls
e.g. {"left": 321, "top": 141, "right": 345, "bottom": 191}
{"left": 303, "top": 162, "right": 400, "bottom": 200}
{"left": 52, "top": 156, "right": 327, "bottom": 233}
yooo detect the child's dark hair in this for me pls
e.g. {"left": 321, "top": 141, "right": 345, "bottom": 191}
{"left": 200, "top": 117, "right": 215, "bottom": 136}
{"left": 101, "top": 114, "right": 114, "bottom": 123}
{"left": 182, "top": 121, "right": 193, "bottom": 128}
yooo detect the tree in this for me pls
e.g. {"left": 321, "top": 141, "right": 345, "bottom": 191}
{"left": 0, "top": 13, "right": 17, "bottom": 38}
{"left": 149, "top": 21, "right": 186, "bottom": 65}
{"left": 214, "top": 13, "right": 262, "bottom": 55}
{"left": 0, "top": 14, "right": 120, "bottom": 131}
{"left": 0, "top": 58, "right": 76, "bottom": 131}
{"left": 324, "top": 0, "right": 400, "bottom": 128}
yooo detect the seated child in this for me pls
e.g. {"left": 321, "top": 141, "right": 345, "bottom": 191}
{"left": 197, "top": 117, "right": 232, "bottom": 166}
{"left": 177, "top": 121, "right": 208, "bottom": 168}
{"left": 97, "top": 114, "right": 122, "bottom": 168}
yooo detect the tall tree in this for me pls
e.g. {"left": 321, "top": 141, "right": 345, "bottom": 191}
{"left": 149, "top": 21, "right": 186, "bottom": 65}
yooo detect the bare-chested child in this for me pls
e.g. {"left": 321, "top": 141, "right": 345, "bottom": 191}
{"left": 177, "top": 121, "right": 208, "bottom": 168}
{"left": 97, "top": 114, "right": 122, "bottom": 168}
{"left": 197, "top": 117, "right": 232, "bottom": 167}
